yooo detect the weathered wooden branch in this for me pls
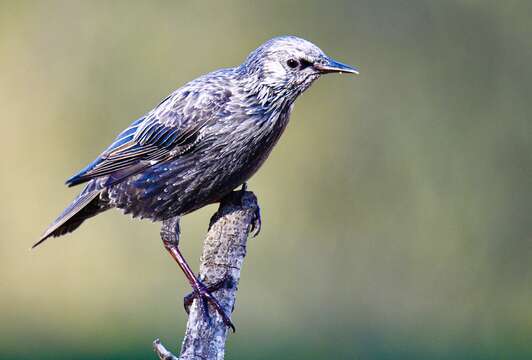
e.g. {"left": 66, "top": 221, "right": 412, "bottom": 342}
{"left": 154, "top": 189, "right": 259, "bottom": 360}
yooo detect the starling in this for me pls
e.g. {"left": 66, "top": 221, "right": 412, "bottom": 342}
{"left": 35, "top": 35, "right": 358, "bottom": 329}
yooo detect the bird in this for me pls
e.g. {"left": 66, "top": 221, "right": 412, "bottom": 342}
{"left": 35, "top": 35, "right": 358, "bottom": 330}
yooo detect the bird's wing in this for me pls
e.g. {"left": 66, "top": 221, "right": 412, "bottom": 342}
{"left": 66, "top": 86, "right": 231, "bottom": 187}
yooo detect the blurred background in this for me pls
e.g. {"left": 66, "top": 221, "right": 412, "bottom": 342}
{"left": 1, "top": 1, "right": 531, "bottom": 359}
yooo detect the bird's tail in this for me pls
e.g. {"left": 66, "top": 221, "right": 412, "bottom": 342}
{"left": 33, "top": 182, "right": 108, "bottom": 249}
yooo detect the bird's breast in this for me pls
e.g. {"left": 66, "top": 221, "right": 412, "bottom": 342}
{"left": 108, "top": 108, "right": 292, "bottom": 221}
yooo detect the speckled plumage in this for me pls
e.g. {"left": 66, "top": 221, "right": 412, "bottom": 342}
{"left": 36, "top": 36, "right": 358, "bottom": 246}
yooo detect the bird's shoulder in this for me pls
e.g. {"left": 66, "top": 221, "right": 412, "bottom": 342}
{"left": 65, "top": 68, "right": 242, "bottom": 187}
{"left": 148, "top": 69, "right": 238, "bottom": 126}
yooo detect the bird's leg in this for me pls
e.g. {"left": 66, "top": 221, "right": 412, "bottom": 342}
{"left": 160, "top": 216, "right": 235, "bottom": 332}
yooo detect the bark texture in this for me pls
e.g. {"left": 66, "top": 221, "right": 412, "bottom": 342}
{"left": 154, "top": 189, "right": 259, "bottom": 360}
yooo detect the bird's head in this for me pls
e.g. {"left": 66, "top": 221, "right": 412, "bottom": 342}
{"left": 240, "top": 36, "right": 358, "bottom": 103}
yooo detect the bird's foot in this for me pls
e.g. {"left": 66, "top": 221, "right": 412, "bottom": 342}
{"left": 249, "top": 203, "right": 261, "bottom": 237}
{"left": 209, "top": 183, "right": 261, "bottom": 237}
{"left": 183, "top": 275, "right": 235, "bottom": 332}
{"left": 240, "top": 182, "right": 261, "bottom": 237}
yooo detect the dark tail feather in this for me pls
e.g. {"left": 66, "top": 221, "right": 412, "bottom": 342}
{"left": 33, "top": 186, "right": 106, "bottom": 249}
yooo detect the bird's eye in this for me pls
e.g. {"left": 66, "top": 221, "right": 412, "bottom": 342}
{"left": 286, "top": 59, "right": 299, "bottom": 68}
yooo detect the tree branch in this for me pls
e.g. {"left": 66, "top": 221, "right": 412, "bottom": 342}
{"left": 154, "top": 189, "right": 259, "bottom": 360}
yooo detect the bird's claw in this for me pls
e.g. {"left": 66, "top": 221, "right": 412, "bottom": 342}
{"left": 239, "top": 183, "right": 261, "bottom": 237}
{"left": 249, "top": 204, "right": 261, "bottom": 237}
{"left": 183, "top": 278, "right": 226, "bottom": 313}
{"left": 183, "top": 276, "right": 236, "bottom": 332}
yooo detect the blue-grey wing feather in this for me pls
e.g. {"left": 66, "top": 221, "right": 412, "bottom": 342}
{"left": 66, "top": 84, "right": 231, "bottom": 187}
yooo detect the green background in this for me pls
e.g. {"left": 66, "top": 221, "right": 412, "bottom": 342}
{"left": 1, "top": 1, "right": 531, "bottom": 359}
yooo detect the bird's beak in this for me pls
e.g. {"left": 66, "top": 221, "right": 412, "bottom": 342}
{"left": 315, "top": 57, "right": 359, "bottom": 75}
